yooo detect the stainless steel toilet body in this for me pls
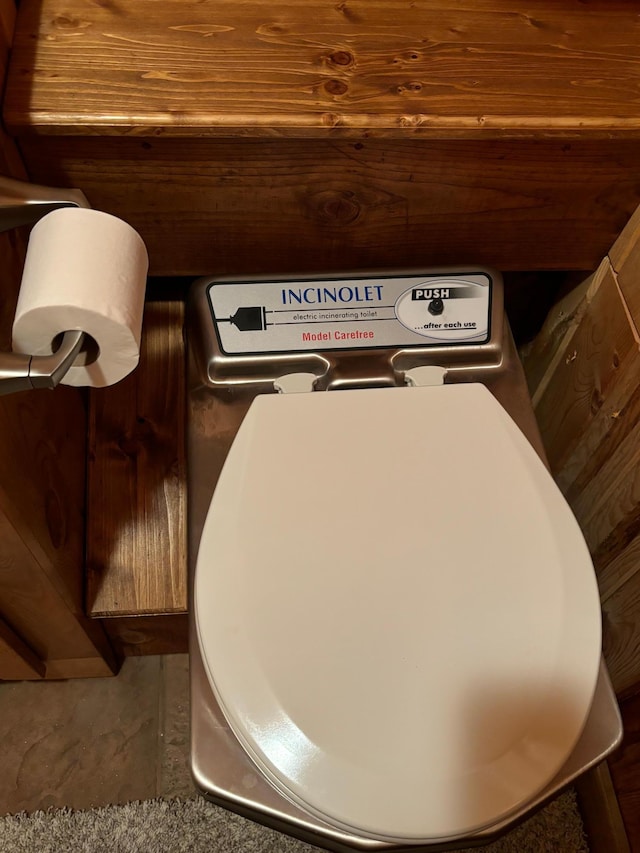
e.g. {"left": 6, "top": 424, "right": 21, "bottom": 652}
{"left": 187, "top": 270, "right": 622, "bottom": 852}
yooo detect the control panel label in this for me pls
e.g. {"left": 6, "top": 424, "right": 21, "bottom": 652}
{"left": 207, "top": 273, "right": 492, "bottom": 355}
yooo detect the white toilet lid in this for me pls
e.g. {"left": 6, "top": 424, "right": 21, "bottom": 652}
{"left": 195, "top": 383, "right": 601, "bottom": 842}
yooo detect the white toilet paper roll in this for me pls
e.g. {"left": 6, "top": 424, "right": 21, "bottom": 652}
{"left": 12, "top": 207, "right": 148, "bottom": 387}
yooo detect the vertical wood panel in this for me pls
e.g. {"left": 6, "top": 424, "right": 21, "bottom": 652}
{"left": 87, "top": 301, "right": 187, "bottom": 618}
{"left": 526, "top": 203, "right": 640, "bottom": 697}
{"left": 610, "top": 204, "right": 640, "bottom": 328}
{"left": 530, "top": 261, "right": 636, "bottom": 479}
{"left": 0, "top": 0, "right": 13, "bottom": 81}
{"left": 556, "top": 348, "right": 640, "bottom": 504}
{"left": 0, "top": 0, "right": 117, "bottom": 678}
{"left": 0, "top": 388, "right": 89, "bottom": 611}
{"left": 608, "top": 692, "right": 640, "bottom": 845}
{"left": 0, "top": 511, "right": 117, "bottom": 675}
{"left": 575, "top": 764, "right": 631, "bottom": 853}
{"left": 0, "top": 617, "right": 45, "bottom": 680}
{"left": 602, "top": 579, "right": 640, "bottom": 698}
{"left": 524, "top": 272, "right": 594, "bottom": 407}
{"left": 573, "top": 419, "right": 640, "bottom": 561}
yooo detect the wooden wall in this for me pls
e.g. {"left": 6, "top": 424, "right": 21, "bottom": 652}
{"left": 15, "top": 137, "right": 640, "bottom": 278}
{"left": 6, "top": 0, "right": 640, "bottom": 277}
{"left": 525, "top": 205, "right": 640, "bottom": 697}
{"left": 0, "top": 0, "right": 116, "bottom": 679}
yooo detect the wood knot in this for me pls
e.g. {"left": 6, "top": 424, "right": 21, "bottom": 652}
{"left": 397, "top": 81, "right": 423, "bottom": 94}
{"left": 309, "top": 190, "right": 361, "bottom": 226}
{"left": 330, "top": 50, "right": 353, "bottom": 67}
{"left": 264, "top": 23, "right": 288, "bottom": 34}
{"left": 325, "top": 79, "right": 348, "bottom": 96}
{"left": 53, "top": 15, "right": 82, "bottom": 28}
{"left": 118, "top": 417, "right": 156, "bottom": 458}
{"left": 398, "top": 114, "right": 424, "bottom": 127}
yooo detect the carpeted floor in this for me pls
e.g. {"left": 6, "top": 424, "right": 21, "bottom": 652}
{"left": 0, "top": 791, "right": 588, "bottom": 853}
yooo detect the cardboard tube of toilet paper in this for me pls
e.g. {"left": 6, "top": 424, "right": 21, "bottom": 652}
{"left": 12, "top": 208, "right": 148, "bottom": 387}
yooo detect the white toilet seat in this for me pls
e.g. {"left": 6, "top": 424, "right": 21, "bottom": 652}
{"left": 195, "top": 383, "right": 601, "bottom": 843}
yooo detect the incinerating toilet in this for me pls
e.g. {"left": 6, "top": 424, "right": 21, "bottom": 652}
{"left": 188, "top": 269, "right": 621, "bottom": 850}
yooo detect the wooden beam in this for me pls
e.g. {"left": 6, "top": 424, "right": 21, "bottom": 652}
{"left": 6, "top": 0, "right": 640, "bottom": 138}
{"left": 18, "top": 136, "right": 640, "bottom": 276}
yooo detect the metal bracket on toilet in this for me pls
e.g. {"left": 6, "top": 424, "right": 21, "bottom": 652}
{"left": 0, "top": 175, "right": 90, "bottom": 395}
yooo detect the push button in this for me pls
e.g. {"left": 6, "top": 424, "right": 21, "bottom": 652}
{"left": 428, "top": 298, "right": 444, "bottom": 316}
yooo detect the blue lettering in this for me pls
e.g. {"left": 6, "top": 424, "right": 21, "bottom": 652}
{"left": 284, "top": 288, "right": 303, "bottom": 304}
{"left": 281, "top": 283, "right": 384, "bottom": 305}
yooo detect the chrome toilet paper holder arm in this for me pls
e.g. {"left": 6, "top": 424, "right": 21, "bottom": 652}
{"left": 0, "top": 175, "right": 90, "bottom": 395}
{"left": 0, "top": 329, "right": 86, "bottom": 395}
{"left": 0, "top": 175, "right": 89, "bottom": 231}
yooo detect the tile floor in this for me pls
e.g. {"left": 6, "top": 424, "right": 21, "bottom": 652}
{"left": 0, "top": 655, "right": 193, "bottom": 815}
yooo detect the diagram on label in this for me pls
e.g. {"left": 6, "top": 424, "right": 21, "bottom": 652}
{"left": 217, "top": 306, "right": 268, "bottom": 332}
{"left": 208, "top": 274, "right": 491, "bottom": 355}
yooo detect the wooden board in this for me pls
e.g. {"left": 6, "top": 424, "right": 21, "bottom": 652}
{"left": 0, "top": 617, "right": 45, "bottom": 680}
{"left": 5, "top": 0, "right": 640, "bottom": 138}
{"left": 524, "top": 201, "right": 640, "bottom": 696}
{"left": 102, "top": 615, "right": 188, "bottom": 657}
{"left": 0, "top": 0, "right": 119, "bottom": 679}
{"left": 0, "top": 495, "right": 117, "bottom": 678}
{"left": 602, "top": 579, "right": 640, "bottom": 698}
{"left": 523, "top": 270, "right": 594, "bottom": 407}
{"left": 0, "top": 0, "right": 12, "bottom": 88}
{"left": 528, "top": 261, "right": 639, "bottom": 490}
{"left": 610, "top": 203, "right": 640, "bottom": 331}
{"left": 574, "top": 763, "right": 631, "bottom": 853}
{"left": 524, "top": 259, "right": 640, "bottom": 580}
{"left": 608, "top": 691, "right": 640, "bottom": 848}
{"left": 87, "top": 301, "right": 187, "bottom": 618}
{"left": 0, "top": 386, "right": 90, "bottom": 613}
{"left": 19, "top": 136, "right": 640, "bottom": 276}
{"left": 528, "top": 261, "right": 634, "bottom": 479}
{"left": 8, "top": 0, "right": 640, "bottom": 276}
{"left": 0, "top": 0, "right": 24, "bottom": 330}
{"left": 598, "top": 534, "right": 640, "bottom": 605}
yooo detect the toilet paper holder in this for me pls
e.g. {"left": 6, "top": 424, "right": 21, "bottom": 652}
{"left": 0, "top": 176, "right": 90, "bottom": 395}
